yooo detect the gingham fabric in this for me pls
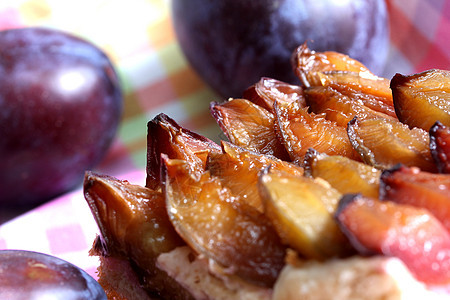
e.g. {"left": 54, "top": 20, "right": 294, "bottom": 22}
{"left": 0, "top": 0, "right": 448, "bottom": 279}
{"left": 384, "top": 0, "right": 449, "bottom": 77}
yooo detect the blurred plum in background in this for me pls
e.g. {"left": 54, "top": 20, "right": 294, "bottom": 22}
{"left": 0, "top": 27, "right": 122, "bottom": 206}
{"left": 172, "top": 0, "right": 389, "bottom": 98}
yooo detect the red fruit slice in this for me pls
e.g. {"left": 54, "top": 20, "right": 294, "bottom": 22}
{"left": 380, "top": 165, "right": 450, "bottom": 232}
{"left": 336, "top": 194, "right": 450, "bottom": 285}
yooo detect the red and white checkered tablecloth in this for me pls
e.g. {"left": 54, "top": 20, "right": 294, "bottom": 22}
{"left": 0, "top": 0, "right": 448, "bottom": 280}
{"left": 0, "top": 170, "right": 146, "bottom": 279}
{"left": 384, "top": 0, "right": 449, "bottom": 77}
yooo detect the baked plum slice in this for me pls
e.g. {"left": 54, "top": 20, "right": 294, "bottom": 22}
{"left": 242, "top": 77, "right": 306, "bottom": 112}
{"left": 292, "top": 43, "right": 373, "bottom": 88}
{"left": 316, "top": 71, "right": 395, "bottom": 117}
{"left": 347, "top": 117, "right": 437, "bottom": 172}
{"left": 162, "top": 156, "right": 286, "bottom": 287}
{"left": 258, "top": 167, "right": 353, "bottom": 260}
{"left": 210, "top": 98, "right": 290, "bottom": 160}
{"left": 207, "top": 141, "right": 303, "bottom": 212}
{"left": 380, "top": 165, "right": 450, "bottom": 232}
{"left": 336, "top": 194, "right": 450, "bottom": 285}
{"left": 304, "top": 149, "right": 381, "bottom": 198}
{"left": 146, "top": 113, "right": 221, "bottom": 189}
{"left": 83, "top": 171, "right": 189, "bottom": 299}
{"left": 391, "top": 69, "right": 450, "bottom": 131}
{"left": 275, "top": 100, "right": 360, "bottom": 163}
{"left": 305, "top": 86, "right": 395, "bottom": 127}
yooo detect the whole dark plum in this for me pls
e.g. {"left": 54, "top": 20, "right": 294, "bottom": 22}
{"left": 0, "top": 250, "right": 106, "bottom": 299}
{"left": 0, "top": 27, "right": 122, "bottom": 206}
{"left": 171, "top": 0, "right": 389, "bottom": 98}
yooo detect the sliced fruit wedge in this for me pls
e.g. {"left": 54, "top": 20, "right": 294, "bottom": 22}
{"left": 380, "top": 165, "right": 450, "bottom": 232}
{"left": 292, "top": 43, "right": 373, "bottom": 88}
{"left": 258, "top": 168, "right": 353, "bottom": 260}
{"left": 305, "top": 86, "right": 396, "bottom": 127}
{"left": 162, "top": 156, "right": 286, "bottom": 287}
{"left": 430, "top": 121, "right": 450, "bottom": 173}
{"left": 242, "top": 77, "right": 306, "bottom": 112}
{"left": 210, "top": 98, "right": 290, "bottom": 160}
{"left": 336, "top": 194, "right": 450, "bottom": 286}
{"left": 304, "top": 149, "right": 381, "bottom": 198}
{"left": 347, "top": 117, "right": 437, "bottom": 172}
{"left": 207, "top": 141, "right": 303, "bottom": 212}
{"left": 275, "top": 100, "right": 360, "bottom": 163}
{"left": 391, "top": 69, "right": 450, "bottom": 131}
{"left": 83, "top": 171, "right": 188, "bottom": 299}
{"left": 146, "top": 113, "right": 221, "bottom": 189}
{"left": 317, "top": 71, "right": 396, "bottom": 117}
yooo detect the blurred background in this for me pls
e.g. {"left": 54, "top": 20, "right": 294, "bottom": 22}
{"left": 0, "top": 0, "right": 448, "bottom": 219}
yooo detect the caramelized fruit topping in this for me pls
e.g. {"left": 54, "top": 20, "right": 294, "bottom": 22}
{"left": 347, "top": 117, "right": 437, "bottom": 171}
{"left": 304, "top": 149, "right": 381, "bottom": 198}
{"left": 259, "top": 168, "right": 353, "bottom": 260}
{"left": 275, "top": 100, "right": 360, "bottom": 163}
{"left": 380, "top": 165, "right": 450, "bottom": 231}
{"left": 146, "top": 113, "right": 221, "bottom": 189}
{"left": 292, "top": 43, "right": 372, "bottom": 88}
{"left": 242, "top": 77, "right": 306, "bottom": 112}
{"left": 207, "top": 141, "right": 303, "bottom": 212}
{"left": 391, "top": 69, "right": 450, "bottom": 131}
{"left": 210, "top": 98, "right": 290, "bottom": 160}
{"left": 336, "top": 194, "right": 450, "bottom": 285}
{"left": 163, "top": 156, "right": 286, "bottom": 287}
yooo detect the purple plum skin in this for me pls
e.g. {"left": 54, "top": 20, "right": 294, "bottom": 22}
{"left": 171, "top": 0, "right": 390, "bottom": 98}
{"left": 0, "top": 250, "right": 107, "bottom": 299}
{"left": 0, "top": 27, "right": 122, "bottom": 206}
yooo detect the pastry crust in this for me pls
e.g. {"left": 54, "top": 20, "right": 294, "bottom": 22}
{"left": 93, "top": 244, "right": 449, "bottom": 300}
{"left": 273, "top": 256, "right": 436, "bottom": 300}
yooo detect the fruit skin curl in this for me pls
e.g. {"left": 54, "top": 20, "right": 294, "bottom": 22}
{"left": 0, "top": 27, "right": 122, "bottom": 206}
